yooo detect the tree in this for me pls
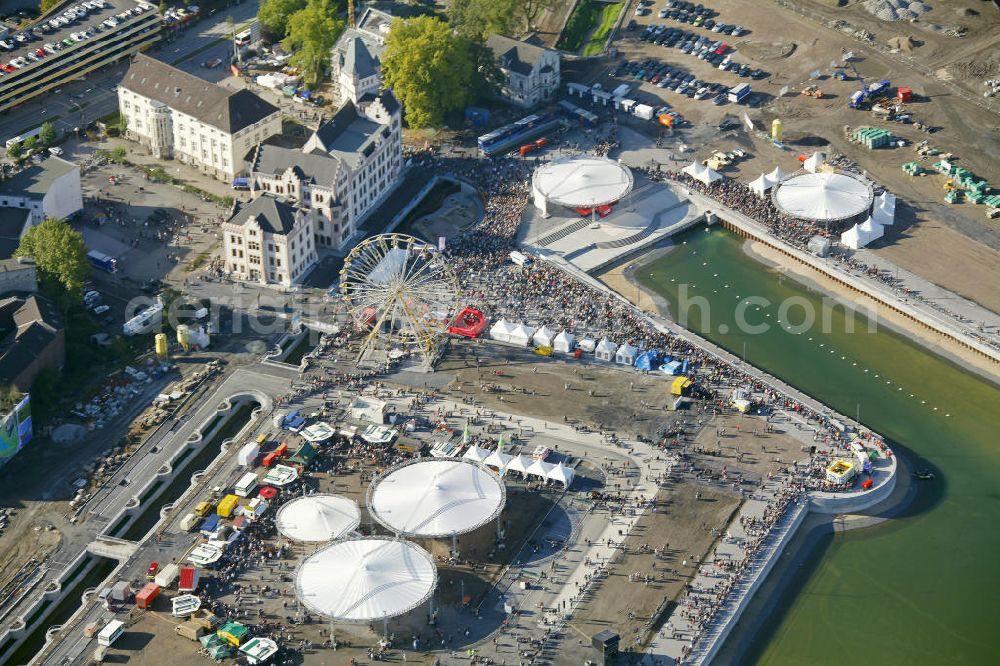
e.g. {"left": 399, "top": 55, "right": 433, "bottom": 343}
{"left": 282, "top": 0, "right": 343, "bottom": 88}
{"left": 158, "top": 0, "right": 167, "bottom": 15}
{"left": 23, "top": 135, "right": 38, "bottom": 152}
{"left": 448, "top": 0, "right": 517, "bottom": 41}
{"left": 516, "top": 0, "right": 553, "bottom": 32}
{"left": 15, "top": 218, "right": 90, "bottom": 305}
{"left": 39, "top": 121, "right": 56, "bottom": 146}
{"left": 6, "top": 141, "right": 22, "bottom": 161}
{"left": 39, "top": 0, "right": 60, "bottom": 14}
{"left": 110, "top": 146, "right": 128, "bottom": 164}
{"left": 258, "top": 0, "right": 307, "bottom": 39}
{"left": 381, "top": 17, "right": 475, "bottom": 129}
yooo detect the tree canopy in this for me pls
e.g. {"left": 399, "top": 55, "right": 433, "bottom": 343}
{"left": 448, "top": 0, "right": 552, "bottom": 39}
{"left": 39, "top": 121, "right": 56, "bottom": 146}
{"left": 6, "top": 141, "right": 22, "bottom": 161}
{"left": 15, "top": 218, "right": 90, "bottom": 305}
{"left": 257, "top": 0, "right": 307, "bottom": 39}
{"left": 282, "top": 0, "right": 343, "bottom": 88}
{"left": 381, "top": 17, "right": 476, "bottom": 129}
{"left": 448, "top": 0, "right": 518, "bottom": 41}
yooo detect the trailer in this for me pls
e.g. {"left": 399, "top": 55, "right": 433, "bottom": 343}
{"left": 178, "top": 566, "right": 201, "bottom": 592}
{"left": 728, "top": 83, "right": 752, "bottom": 104}
{"left": 237, "top": 442, "right": 259, "bottom": 467}
{"left": 179, "top": 513, "right": 200, "bottom": 532}
{"left": 135, "top": 583, "right": 161, "bottom": 609}
{"left": 86, "top": 250, "right": 118, "bottom": 274}
{"left": 154, "top": 562, "right": 180, "bottom": 588}
{"left": 216, "top": 494, "right": 239, "bottom": 518}
{"left": 234, "top": 472, "right": 258, "bottom": 498}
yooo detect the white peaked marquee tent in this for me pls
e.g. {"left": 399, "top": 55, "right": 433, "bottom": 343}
{"left": 578, "top": 337, "right": 596, "bottom": 353}
{"left": 506, "top": 454, "right": 532, "bottom": 476}
{"left": 683, "top": 162, "right": 722, "bottom": 186}
{"left": 526, "top": 459, "right": 554, "bottom": 480}
{"left": 368, "top": 458, "right": 506, "bottom": 537}
{"left": 275, "top": 495, "right": 361, "bottom": 543}
{"left": 859, "top": 217, "right": 885, "bottom": 243}
{"left": 508, "top": 323, "right": 535, "bottom": 347}
{"left": 462, "top": 444, "right": 490, "bottom": 463}
{"left": 595, "top": 338, "right": 617, "bottom": 361}
{"left": 295, "top": 537, "right": 437, "bottom": 622}
{"left": 490, "top": 319, "right": 514, "bottom": 342}
{"left": 873, "top": 192, "right": 896, "bottom": 225}
{"left": 532, "top": 325, "right": 556, "bottom": 348}
{"left": 616, "top": 343, "right": 638, "bottom": 366}
{"left": 803, "top": 152, "right": 826, "bottom": 173}
{"left": 767, "top": 166, "right": 787, "bottom": 183}
{"left": 484, "top": 449, "right": 512, "bottom": 473}
{"left": 553, "top": 330, "right": 575, "bottom": 353}
{"left": 748, "top": 173, "right": 776, "bottom": 197}
{"left": 546, "top": 462, "right": 575, "bottom": 488}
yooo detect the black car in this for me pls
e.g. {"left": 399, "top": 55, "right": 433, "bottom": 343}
{"left": 703, "top": 18, "right": 715, "bottom": 29}
{"left": 738, "top": 64, "right": 752, "bottom": 77}
{"left": 751, "top": 68, "right": 767, "bottom": 79}
{"left": 627, "top": 19, "right": 638, "bottom": 31}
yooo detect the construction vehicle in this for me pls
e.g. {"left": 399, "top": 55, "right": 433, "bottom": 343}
{"left": 801, "top": 85, "right": 825, "bottom": 98}
{"left": 943, "top": 179, "right": 957, "bottom": 192}
{"left": 847, "top": 59, "right": 891, "bottom": 109}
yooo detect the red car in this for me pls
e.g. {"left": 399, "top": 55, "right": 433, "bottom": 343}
{"left": 146, "top": 562, "right": 159, "bottom": 579}
{"left": 34, "top": 48, "right": 45, "bottom": 57}
{"left": 714, "top": 43, "right": 728, "bottom": 55}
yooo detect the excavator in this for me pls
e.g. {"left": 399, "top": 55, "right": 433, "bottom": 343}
{"left": 801, "top": 84, "right": 824, "bottom": 98}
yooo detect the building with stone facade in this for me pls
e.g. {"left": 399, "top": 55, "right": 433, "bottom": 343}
{"left": 220, "top": 195, "right": 318, "bottom": 286}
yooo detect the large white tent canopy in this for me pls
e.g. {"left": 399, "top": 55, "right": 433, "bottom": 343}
{"left": 295, "top": 537, "right": 437, "bottom": 622}
{"left": 276, "top": 495, "right": 361, "bottom": 543}
{"left": 483, "top": 449, "right": 512, "bottom": 472}
{"left": 508, "top": 323, "right": 535, "bottom": 346}
{"left": 546, "top": 462, "right": 576, "bottom": 488}
{"left": 532, "top": 156, "right": 634, "bottom": 215}
{"left": 766, "top": 166, "right": 787, "bottom": 183}
{"left": 368, "top": 459, "right": 506, "bottom": 537}
{"left": 803, "top": 152, "right": 826, "bottom": 173}
{"left": 462, "top": 444, "right": 490, "bottom": 463}
{"left": 532, "top": 325, "right": 556, "bottom": 348}
{"left": 773, "top": 172, "right": 873, "bottom": 222}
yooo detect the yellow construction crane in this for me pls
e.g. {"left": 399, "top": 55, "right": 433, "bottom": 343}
{"left": 348, "top": 0, "right": 355, "bottom": 28}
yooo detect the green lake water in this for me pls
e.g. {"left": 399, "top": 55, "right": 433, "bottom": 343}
{"left": 636, "top": 228, "right": 1000, "bottom": 665}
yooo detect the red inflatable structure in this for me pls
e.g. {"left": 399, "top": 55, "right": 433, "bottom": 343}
{"left": 448, "top": 308, "right": 488, "bottom": 338}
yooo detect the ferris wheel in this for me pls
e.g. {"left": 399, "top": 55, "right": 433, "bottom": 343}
{"left": 339, "top": 233, "right": 459, "bottom": 366}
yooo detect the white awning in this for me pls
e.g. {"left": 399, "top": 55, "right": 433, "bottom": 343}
{"left": 275, "top": 495, "right": 361, "bottom": 543}
{"left": 295, "top": 537, "right": 437, "bottom": 622}
{"left": 508, "top": 323, "right": 535, "bottom": 346}
{"left": 748, "top": 173, "right": 775, "bottom": 196}
{"left": 490, "top": 318, "right": 515, "bottom": 342}
{"left": 803, "top": 151, "right": 826, "bottom": 173}
{"left": 766, "top": 166, "right": 787, "bottom": 182}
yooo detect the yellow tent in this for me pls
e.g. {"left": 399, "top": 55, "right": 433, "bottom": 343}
{"left": 671, "top": 376, "right": 692, "bottom": 396}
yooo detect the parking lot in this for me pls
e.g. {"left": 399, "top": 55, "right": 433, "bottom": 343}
{"left": 579, "top": 0, "right": 780, "bottom": 126}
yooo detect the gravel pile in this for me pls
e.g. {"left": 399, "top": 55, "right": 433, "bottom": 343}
{"left": 863, "top": 0, "right": 932, "bottom": 21}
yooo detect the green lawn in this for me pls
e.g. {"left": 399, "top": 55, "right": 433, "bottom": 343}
{"left": 584, "top": 2, "right": 624, "bottom": 56}
{"left": 557, "top": 0, "right": 623, "bottom": 55}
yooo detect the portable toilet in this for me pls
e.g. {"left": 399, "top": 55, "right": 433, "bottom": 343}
{"left": 155, "top": 333, "right": 168, "bottom": 359}
{"left": 771, "top": 118, "right": 782, "bottom": 142}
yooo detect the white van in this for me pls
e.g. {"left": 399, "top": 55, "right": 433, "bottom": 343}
{"left": 97, "top": 620, "right": 124, "bottom": 647}
{"left": 509, "top": 251, "right": 532, "bottom": 267}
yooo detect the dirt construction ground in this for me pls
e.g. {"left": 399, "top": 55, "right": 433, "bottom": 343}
{"left": 573, "top": 0, "right": 1000, "bottom": 315}
{"left": 570, "top": 481, "right": 740, "bottom": 651}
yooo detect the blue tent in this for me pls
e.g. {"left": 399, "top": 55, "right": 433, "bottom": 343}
{"left": 660, "top": 360, "right": 683, "bottom": 375}
{"left": 634, "top": 351, "right": 661, "bottom": 371}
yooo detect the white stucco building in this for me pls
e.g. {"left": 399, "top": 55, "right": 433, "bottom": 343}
{"left": 118, "top": 54, "right": 282, "bottom": 181}
{"left": 485, "top": 34, "right": 561, "bottom": 108}
{"left": 221, "top": 194, "right": 318, "bottom": 286}
{"left": 329, "top": 6, "right": 395, "bottom": 106}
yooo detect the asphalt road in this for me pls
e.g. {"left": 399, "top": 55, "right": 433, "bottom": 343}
{"left": 0, "top": 2, "right": 260, "bottom": 147}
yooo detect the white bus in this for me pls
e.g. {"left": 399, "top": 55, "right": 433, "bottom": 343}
{"left": 5, "top": 125, "right": 42, "bottom": 150}
{"left": 234, "top": 472, "right": 258, "bottom": 498}
{"left": 97, "top": 619, "right": 124, "bottom": 647}
{"left": 728, "top": 83, "right": 752, "bottom": 104}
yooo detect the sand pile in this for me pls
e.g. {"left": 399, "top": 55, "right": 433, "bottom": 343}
{"left": 863, "top": 0, "right": 932, "bottom": 21}
{"left": 887, "top": 35, "right": 917, "bottom": 51}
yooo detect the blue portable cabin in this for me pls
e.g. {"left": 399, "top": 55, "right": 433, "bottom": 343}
{"left": 199, "top": 514, "right": 222, "bottom": 536}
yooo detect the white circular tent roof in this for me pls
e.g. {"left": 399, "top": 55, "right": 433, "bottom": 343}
{"left": 275, "top": 494, "right": 361, "bottom": 543}
{"left": 367, "top": 458, "right": 506, "bottom": 538}
{"left": 532, "top": 156, "right": 634, "bottom": 208}
{"left": 295, "top": 537, "right": 437, "bottom": 623}
{"left": 772, "top": 171, "right": 873, "bottom": 223}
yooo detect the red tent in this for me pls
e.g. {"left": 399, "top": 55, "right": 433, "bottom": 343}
{"left": 258, "top": 486, "right": 278, "bottom": 500}
{"left": 448, "top": 308, "right": 488, "bottom": 338}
